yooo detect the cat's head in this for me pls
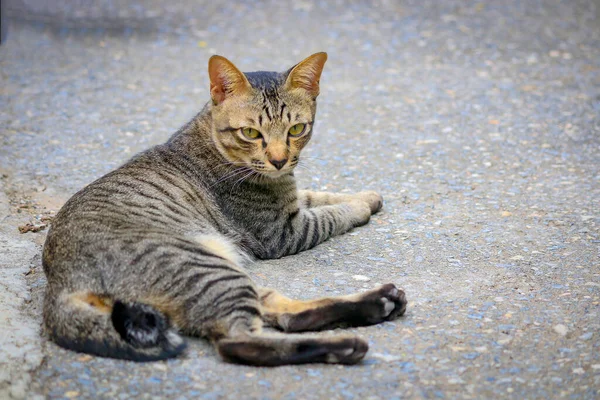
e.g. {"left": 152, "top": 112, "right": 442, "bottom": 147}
{"left": 207, "top": 52, "right": 327, "bottom": 178}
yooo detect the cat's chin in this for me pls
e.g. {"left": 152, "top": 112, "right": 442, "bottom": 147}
{"left": 260, "top": 170, "right": 293, "bottom": 179}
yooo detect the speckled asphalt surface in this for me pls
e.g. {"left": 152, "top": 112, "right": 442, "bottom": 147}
{"left": 1, "top": 0, "right": 599, "bottom": 398}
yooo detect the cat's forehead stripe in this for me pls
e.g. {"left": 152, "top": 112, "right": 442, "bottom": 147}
{"left": 279, "top": 103, "right": 287, "bottom": 119}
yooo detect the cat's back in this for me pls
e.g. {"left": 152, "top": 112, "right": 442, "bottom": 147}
{"left": 55, "top": 143, "right": 215, "bottom": 225}
{"left": 43, "top": 142, "right": 230, "bottom": 274}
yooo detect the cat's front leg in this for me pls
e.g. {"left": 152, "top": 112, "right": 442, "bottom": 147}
{"left": 255, "top": 201, "right": 371, "bottom": 259}
{"left": 298, "top": 190, "right": 383, "bottom": 214}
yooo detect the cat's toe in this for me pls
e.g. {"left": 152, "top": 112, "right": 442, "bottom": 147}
{"left": 378, "top": 283, "right": 407, "bottom": 320}
{"left": 357, "top": 283, "right": 407, "bottom": 324}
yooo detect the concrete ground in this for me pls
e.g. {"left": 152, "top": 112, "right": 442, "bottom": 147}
{"left": 1, "top": 0, "right": 599, "bottom": 398}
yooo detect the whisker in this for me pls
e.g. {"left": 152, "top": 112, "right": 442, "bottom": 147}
{"left": 215, "top": 160, "right": 248, "bottom": 168}
{"left": 296, "top": 160, "right": 318, "bottom": 173}
{"left": 211, "top": 167, "right": 252, "bottom": 187}
{"left": 299, "top": 155, "right": 327, "bottom": 163}
{"left": 230, "top": 170, "right": 257, "bottom": 194}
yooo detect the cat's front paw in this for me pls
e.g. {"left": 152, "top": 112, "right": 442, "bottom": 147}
{"left": 348, "top": 200, "right": 372, "bottom": 228}
{"left": 355, "top": 191, "right": 383, "bottom": 214}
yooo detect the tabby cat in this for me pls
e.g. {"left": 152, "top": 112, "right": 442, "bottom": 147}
{"left": 42, "top": 52, "right": 407, "bottom": 365}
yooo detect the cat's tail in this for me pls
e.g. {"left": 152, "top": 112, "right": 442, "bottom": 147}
{"left": 216, "top": 332, "right": 369, "bottom": 366}
{"left": 43, "top": 288, "right": 186, "bottom": 361}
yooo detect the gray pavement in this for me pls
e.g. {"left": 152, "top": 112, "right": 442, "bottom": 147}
{"left": 1, "top": 0, "right": 599, "bottom": 398}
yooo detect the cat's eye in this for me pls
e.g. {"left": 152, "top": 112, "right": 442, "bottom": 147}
{"left": 241, "top": 127, "right": 261, "bottom": 140}
{"left": 288, "top": 123, "right": 306, "bottom": 137}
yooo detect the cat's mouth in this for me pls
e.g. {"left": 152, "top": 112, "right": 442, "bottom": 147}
{"left": 258, "top": 168, "right": 293, "bottom": 179}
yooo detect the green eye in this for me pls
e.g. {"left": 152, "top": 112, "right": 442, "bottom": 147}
{"left": 288, "top": 123, "right": 306, "bottom": 137}
{"left": 241, "top": 127, "right": 261, "bottom": 139}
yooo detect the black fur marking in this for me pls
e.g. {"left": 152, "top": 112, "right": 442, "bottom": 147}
{"left": 264, "top": 105, "right": 272, "bottom": 122}
{"left": 180, "top": 270, "right": 213, "bottom": 294}
{"left": 219, "top": 126, "right": 238, "bottom": 133}
{"left": 212, "top": 285, "right": 258, "bottom": 309}
{"left": 130, "top": 243, "right": 159, "bottom": 265}
{"left": 216, "top": 301, "right": 260, "bottom": 321}
{"left": 280, "top": 103, "right": 287, "bottom": 119}
{"left": 309, "top": 211, "right": 321, "bottom": 248}
{"left": 276, "top": 223, "right": 290, "bottom": 252}
{"left": 190, "top": 274, "right": 248, "bottom": 303}
{"left": 297, "top": 212, "right": 313, "bottom": 252}
{"left": 128, "top": 176, "right": 184, "bottom": 209}
{"left": 161, "top": 272, "right": 193, "bottom": 293}
{"left": 163, "top": 201, "right": 189, "bottom": 218}
{"left": 326, "top": 217, "right": 334, "bottom": 235}
{"left": 289, "top": 208, "right": 300, "bottom": 219}
{"left": 111, "top": 301, "right": 168, "bottom": 348}
{"left": 219, "top": 304, "right": 261, "bottom": 320}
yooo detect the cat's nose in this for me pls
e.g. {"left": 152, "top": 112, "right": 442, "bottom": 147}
{"left": 269, "top": 158, "right": 288, "bottom": 170}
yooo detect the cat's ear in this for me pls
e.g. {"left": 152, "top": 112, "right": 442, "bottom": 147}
{"left": 208, "top": 55, "right": 252, "bottom": 105}
{"left": 285, "top": 52, "right": 328, "bottom": 98}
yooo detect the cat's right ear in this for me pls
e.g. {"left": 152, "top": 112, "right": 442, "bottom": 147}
{"left": 208, "top": 56, "right": 252, "bottom": 105}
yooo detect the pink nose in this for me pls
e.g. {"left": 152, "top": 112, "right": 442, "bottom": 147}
{"left": 269, "top": 158, "right": 288, "bottom": 170}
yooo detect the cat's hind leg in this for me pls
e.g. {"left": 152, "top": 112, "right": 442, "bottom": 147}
{"left": 117, "top": 235, "right": 368, "bottom": 366}
{"left": 216, "top": 331, "right": 368, "bottom": 366}
{"left": 216, "top": 283, "right": 407, "bottom": 364}
{"left": 258, "top": 284, "right": 407, "bottom": 332}
{"left": 213, "top": 311, "right": 368, "bottom": 366}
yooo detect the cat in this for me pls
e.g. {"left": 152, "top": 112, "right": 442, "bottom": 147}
{"left": 42, "top": 52, "right": 407, "bottom": 366}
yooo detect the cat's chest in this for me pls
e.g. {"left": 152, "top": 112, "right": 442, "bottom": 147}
{"left": 213, "top": 178, "right": 298, "bottom": 229}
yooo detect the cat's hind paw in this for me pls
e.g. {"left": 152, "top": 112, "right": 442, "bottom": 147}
{"left": 356, "top": 283, "right": 407, "bottom": 323}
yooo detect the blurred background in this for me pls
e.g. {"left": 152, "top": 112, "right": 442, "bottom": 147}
{"left": 2, "top": 0, "right": 598, "bottom": 191}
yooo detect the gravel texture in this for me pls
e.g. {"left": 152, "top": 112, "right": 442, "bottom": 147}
{"left": 1, "top": 0, "right": 599, "bottom": 398}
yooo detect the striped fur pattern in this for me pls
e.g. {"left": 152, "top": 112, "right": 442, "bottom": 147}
{"left": 42, "top": 53, "right": 407, "bottom": 365}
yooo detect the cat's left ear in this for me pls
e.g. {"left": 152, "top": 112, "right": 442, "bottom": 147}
{"left": 285, "top": 52, "right": 328, "bottom": 98}
{"left": 208, "top": 55, "right": 252, "bottom": 105}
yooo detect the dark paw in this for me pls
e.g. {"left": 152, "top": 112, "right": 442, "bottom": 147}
{"left": 358, "top": 283, "right": 407, "bottom": 324}
{"left": 380, "top": 283, "right": 407, "bottom": 320}
{"left": 297, "top": 336, "right": 368, "bottom": 365}
{"left": 275, "top": 284, "right": 407, "bottom": 333}
{"left": 324, "top": 336, "right": 369, "bottom": 364}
